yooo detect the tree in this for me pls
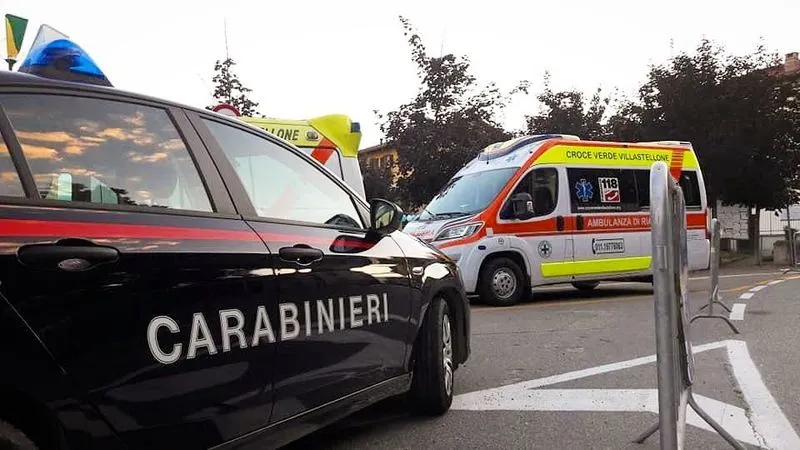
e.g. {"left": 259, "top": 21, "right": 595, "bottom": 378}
{"left": 375, "top": 16, "right": 528, "bottom": 209}
{"left": 362, "top": 163, "right": 400, "bottom": 205}
{"left": 526, "top": 73, "right": 610, "bottom": 139}
{"left": 606, "top": 40, "right": 800, "bottom": 262}
{"left": 207, "top": 58, "right": 260, "bottom": 116}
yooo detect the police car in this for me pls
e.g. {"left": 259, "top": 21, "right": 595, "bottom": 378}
{"left": 0, "top": 37, "right": 470, "bottom": 449}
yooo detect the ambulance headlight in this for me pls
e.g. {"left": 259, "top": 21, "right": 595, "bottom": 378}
{"left": 433, "top": 222, "right": 483, "bottom": 242}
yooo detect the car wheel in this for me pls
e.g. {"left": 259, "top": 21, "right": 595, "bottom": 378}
{"left": 0, "top": 419, "right": 37, "bottom": 450}
{"left": 572, "top": 281, "right": 600, "bottom": 291}
{"left": 478, "top": 257, "right": 525, "bottom": 306}
{"left": 409, "top": 297, "right": 454, "bottom": 416}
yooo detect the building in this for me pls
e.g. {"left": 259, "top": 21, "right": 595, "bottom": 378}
{"left": 358, "top": 142, "right": 402, "bottom": 182}
{"left": 767, "top": 51, "right": 800, "bottom": 78}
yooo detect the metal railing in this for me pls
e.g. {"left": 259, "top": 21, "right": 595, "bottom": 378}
{"left": 690, "top": 218, "right": 740, "bottom": 333}
{"left": 784, "top": 229, "right": 800, "bottom": 274}
{"left": 633, "top": 161, "right": 743, "bottom": 450}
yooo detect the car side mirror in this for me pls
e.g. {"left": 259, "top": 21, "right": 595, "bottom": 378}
{"left": 369, "top": 198, "right": 404, "bottom": 234}
{"left": 511, "top": 192, "right": 535, "bottom": 220}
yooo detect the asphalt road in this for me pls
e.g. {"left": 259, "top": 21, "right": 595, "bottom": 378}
{"left": 285, "top": 266, "right": 800, "bottom": 449}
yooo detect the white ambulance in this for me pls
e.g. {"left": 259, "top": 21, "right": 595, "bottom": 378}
{"left": 403, "top": 135, "right": 711, "bottom": 306}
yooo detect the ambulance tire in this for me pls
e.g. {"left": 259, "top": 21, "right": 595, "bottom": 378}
{"left": 572, "top": 281, "right": 600, "bottom": 292}
{"left": 0, "top": 419, "right": 38, "bottom": 450}
{"left": 409, "top": 297, "right": 454, "bottom": 416}
{"left": 479, "top": 257, "right": 525, "bottom": 306}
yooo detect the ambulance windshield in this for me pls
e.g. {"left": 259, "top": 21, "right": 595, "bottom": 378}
{"left": 419, "top": 168, "right": 517, "bottom": 221}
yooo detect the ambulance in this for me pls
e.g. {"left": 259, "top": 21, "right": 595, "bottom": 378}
{"left": 215, "top": 108, "right": 366, "bottom": 199}
{"left": 403, "top": 135, "right": 711, "bottom": 306}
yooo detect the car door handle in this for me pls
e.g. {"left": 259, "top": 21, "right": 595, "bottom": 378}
{"left": 17, "top": 238, "right": 120, "bottom": 272}
{"left": 279, "top": 244, "right": 324, "bottom": 266}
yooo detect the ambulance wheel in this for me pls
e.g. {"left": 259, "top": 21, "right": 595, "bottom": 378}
{"left": 0, "top": 419, "right": 38, "bottom": 450}
{"left": 409, "top": 297, "right": 454, "bottom": 416}
{"left": 572, "top": 281, "right": 600, "bottom": 291}
{"left": 479, "top": 257, "right": 524, "bottom": 306}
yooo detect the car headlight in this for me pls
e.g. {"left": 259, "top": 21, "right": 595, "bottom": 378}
{"left": 433, "top": 222, "right": 483, "bottom": 242}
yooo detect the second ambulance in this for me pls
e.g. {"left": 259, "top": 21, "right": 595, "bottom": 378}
{"left": 403, "top": 135, "right": 711, "bottom": 306}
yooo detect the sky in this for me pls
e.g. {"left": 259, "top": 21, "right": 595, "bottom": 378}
{"left": 2, "top": 0, "right": 799, "bottom": 149}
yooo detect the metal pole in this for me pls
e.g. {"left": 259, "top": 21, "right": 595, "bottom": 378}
{"left": 643, "top": 162, "right": 678, "bottom": 449}
{"left": 635, "top": 162, "right": 745, "bottom": 449}
{"left": 691, "top": 219, "right": 739, "bottom": 333}
{"left": 782, "top": 206, "right": 800, "bottom": 274}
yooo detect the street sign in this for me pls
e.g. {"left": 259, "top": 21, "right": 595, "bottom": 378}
{"left": 212, "top": 103, "right": 240, "bottom": 117}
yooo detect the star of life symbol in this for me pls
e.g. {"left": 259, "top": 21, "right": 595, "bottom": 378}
{"left": 575, "top": 178, "right": 594, "bottom": 203}
{"left": 538, "top": 240, "right": 552, "bottom": 258}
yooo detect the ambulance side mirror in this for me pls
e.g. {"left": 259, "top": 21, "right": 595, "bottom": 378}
{"left": 511, "top": 192, "right": 535, "bottom": 220}
{"left": 369, "top": 198, "right": 404, "bottom": 234}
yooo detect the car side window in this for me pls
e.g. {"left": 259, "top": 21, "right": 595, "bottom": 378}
{"left": 0, "top": 138, "right": 23, "bottom": 197}
{"left": 0, "top": 94, "right": 212, "bottom": 212}
{"left": 202, "top": 119, "right": 364, "bottom": 229}
{"left": 500, "top": 167, "right": 559, "bottom": 219}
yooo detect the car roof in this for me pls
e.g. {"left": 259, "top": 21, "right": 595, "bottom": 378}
{"left": 0, "top": 70, "right": 247, "bottom": 128}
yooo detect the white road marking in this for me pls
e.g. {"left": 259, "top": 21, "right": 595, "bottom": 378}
{"left": 454, "top": 388, "right": 760, "bottom": 447}
{"left": 739, "top": 292, "right": 755, "bottom": 300}
{"left": 750, "top": 285, "right": 767, "bottom": 292}
{"left": 727, "top": 340, "right": 800, "bottom": 450}
{"left": 768, "top": 280, "right": 785, "bottom": 286}
{"left": 729, "top": 303, "right": 746, "bottom": 321}
{"left": 452, "top": 340, "right": 800, "bottom": 449}
{"left": 690, "top": 272, "right": 784, "bottom": 281}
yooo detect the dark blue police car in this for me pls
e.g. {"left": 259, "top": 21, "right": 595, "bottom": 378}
{"left": 0, "top": 38, "right": 470, "bottom": 449}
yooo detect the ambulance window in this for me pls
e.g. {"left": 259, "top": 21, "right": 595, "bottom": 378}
{"left": 567, "top": 168, "right": 639, "bottom": 213}
{"left": 635, "top": 170, "right": 650, "bottom": 208}
{"left": 500, "top": 167, "right": 559, "bottom": 219}
{"left": 636, "top": 169, "right": 701, "bottom": 210}
{"left": 678, "top": 171, "right": 702, "bottom": 209}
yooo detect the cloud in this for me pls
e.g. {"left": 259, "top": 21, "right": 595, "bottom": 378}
{"left": 16, "top": 131, "right": 73, "bottom": 143}
{"left": 128, "top": 151, "right": 168, "bottom": 163}
{"left": 61, "top": 167, "right": 102, "bottom": 178}
{"left": 0, "top": 171, "right": 19, "bottom": 183}
{"left": 16, "top": 130, "right": 106, "bottom": 156}
{"left": 160, "top": 138, "right": 186, "bottom": 150}
{"left": 119, "top": 111, "right": 147, "bottom": 127}
{"left": 21, "top": 144, "right": 61, "bottom": 160}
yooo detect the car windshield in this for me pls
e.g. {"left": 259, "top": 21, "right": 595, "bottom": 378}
{"left": 419, "top": 168, "right": 517, "bottom": 221}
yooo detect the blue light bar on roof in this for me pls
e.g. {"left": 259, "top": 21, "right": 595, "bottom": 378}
{"left": 18, "top": 38, "right": 113, "bottom": 87}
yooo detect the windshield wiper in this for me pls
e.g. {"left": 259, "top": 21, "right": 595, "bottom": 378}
{"left": 432, "top": 211, "right": 471, "bottom": 219}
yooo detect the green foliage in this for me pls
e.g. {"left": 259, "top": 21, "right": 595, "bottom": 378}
{"left": 606, "top": 40, "right": 800, "bottom": 210}
{"left": 207, "top": 58, "right": 260, "bottom": 117}
{"left": 526, "top": 72, "right": 610, "bottom": 140}
{"left": 375, "top": 16, "right": 528, "bottom": 209}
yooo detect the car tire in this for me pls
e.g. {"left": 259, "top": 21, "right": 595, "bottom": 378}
{"left": 409, "top": 297, "right": 454, "bottom": 416}
{"left": 0, "top": 419, "right": 37, "bottom": 450}
{"left": 478, "top": 257, "right": 525, "bottom": 306}
{"left": 572, "top": 281, "right": 600, "bottom": 291}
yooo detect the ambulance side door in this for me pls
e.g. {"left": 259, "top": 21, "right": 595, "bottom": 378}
{"left": 498, "top": 165, "right": 573, "bottom": 285}
{"left": 567, "top": 167, "right": 646, "bottom": 277}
